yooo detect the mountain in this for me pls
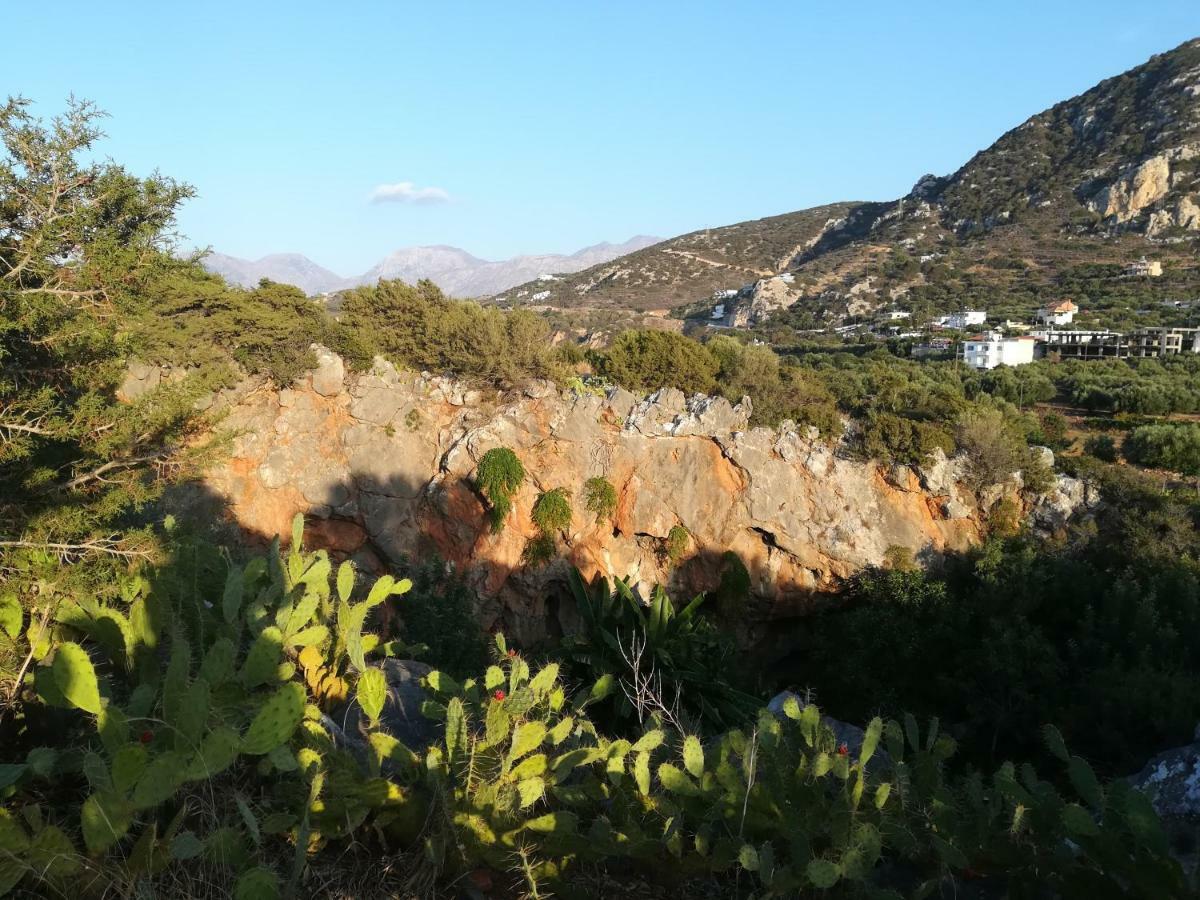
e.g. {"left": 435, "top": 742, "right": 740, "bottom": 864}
{"left": 202, "top": 253, "right": 349, "bottom": 295}
{"left": 203, "top": 236, "right": 661, "bottom": 298}
{"left": 502, "top": 38, "right": 1200, "bottom": 323}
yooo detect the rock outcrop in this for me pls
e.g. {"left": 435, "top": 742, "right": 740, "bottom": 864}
{"left": 186, "top": 351, "right": 1086, "bottom": 643}
{"left": 1090, "top": 154, "right": 1174, "bottom": 223}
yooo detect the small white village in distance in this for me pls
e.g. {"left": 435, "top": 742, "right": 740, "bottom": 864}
{"left": 707, "top": 257, "right": 1200, "bottom": 371}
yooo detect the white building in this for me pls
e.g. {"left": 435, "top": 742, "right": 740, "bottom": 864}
{"left": 1036, "top": 299, "right": 1078, "bottom": 326}
{"left": 938, "top": 310, "right": 987, "bottom": 330}
{"left": 881, "top": 309, "right": 912, "bottom": 321}
{"left": 961, "top": 332, "right": 1037, "bottom": 370}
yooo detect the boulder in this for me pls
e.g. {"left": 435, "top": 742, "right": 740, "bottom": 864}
{"left": 310, "top": 346, "right": 345, "bottom": 397}
{"left": 1129, "top": 726, "right": 1200, "bottom": 875}
{"left": 116, "top": 361, "right": 162, "bottom": 403}
{"left": 767, "top": 691, "right": 891, "bottom": 771}
{"left": 1130, "top": 727, "right": 1200, "bottom": 821}
{"left": 330, "top": 660, "right": 441, "bottom": 766}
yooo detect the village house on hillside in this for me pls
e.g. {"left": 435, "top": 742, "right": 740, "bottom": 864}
{"left": 936, "top": 310, "right": 987, "bottom": 330}
{"left": 1036, "top": 298, "right": 1078, "bottom": 326}
{"left": 961, "top": 331, "right": 1037, "bottom": 370}
{"left": 1126, "top": 257, "right": 1163, "bottom": 278}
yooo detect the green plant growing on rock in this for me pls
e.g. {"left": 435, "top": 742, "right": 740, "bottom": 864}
{"left": 883, "top": 545, "right": 917, "bottom": 572}
{"left": 710, "top": 550, "right": 753, "bottom": 619}
{"left": 522, "top": 534, "right": 558, "bottom": 568}
{"left": 582, "top": 476, "right": 618, "bottom": 523}
{"left": 665, "top": 525, "right": 691, "bottom": 565}
{"left": 531, "top": 488, "right": 572, "bottom": 536}
{"left": 523, "top": 488, "right": 572, "bottom": 568}
{"left": 476, "top": 447, "right": 525, "bottom": 532}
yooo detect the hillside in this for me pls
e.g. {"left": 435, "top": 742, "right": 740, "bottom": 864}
{"left": 493, "top": 202, "right": 859, "bottom": 311}
{"left": 501, "top": 38, "right": 1200, "bottom": 325}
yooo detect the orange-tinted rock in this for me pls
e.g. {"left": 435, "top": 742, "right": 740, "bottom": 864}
{"left": 304, "top": 517, "right": 367, "bottom": 554}
{"left": 197, "top": 351, "right": 1087, "bottom": 643}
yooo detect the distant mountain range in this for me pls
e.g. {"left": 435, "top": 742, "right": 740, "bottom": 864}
{"left": 202, "top": 236, "right": 661, "bottom": 297}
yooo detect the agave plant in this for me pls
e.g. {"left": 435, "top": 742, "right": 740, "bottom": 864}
{"left": 562, "top": 568, "right": 758, "bottom": 734}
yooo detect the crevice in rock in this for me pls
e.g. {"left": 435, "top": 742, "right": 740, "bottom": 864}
{"left": 752, "top": 525, "right": 781, "bottom": 551}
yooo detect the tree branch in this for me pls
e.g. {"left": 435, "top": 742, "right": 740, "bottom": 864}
{"left": 0, "top": 536, "right": 151, "bottom": 561}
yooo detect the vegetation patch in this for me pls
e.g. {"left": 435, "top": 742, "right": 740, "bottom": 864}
{"left": 582, "top": 476, "right": 618, "bottom": 523}
{"left": 475, "top": 447, "right": 525, "bottom": 532}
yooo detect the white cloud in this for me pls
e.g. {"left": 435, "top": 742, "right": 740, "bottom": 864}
{"left": 368, "top": 181, "right": 450, "bottom": 205}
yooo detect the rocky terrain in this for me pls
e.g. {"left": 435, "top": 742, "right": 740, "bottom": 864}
{"left": 145, "top": 350, "right": 1091, "bottom": 644}
{"left": 501, "top": 39, "right": 1200, "bottom": 325}
{"left": 202, "top": 236, "right": 661, "bottom": 298}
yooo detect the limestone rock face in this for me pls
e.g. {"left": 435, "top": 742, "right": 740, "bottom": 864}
{"left": 1090, "top": 154, "right": 1172, "bottom": 223}
{"left": 195, "top": 351, "right": 1084, "bottom": 643}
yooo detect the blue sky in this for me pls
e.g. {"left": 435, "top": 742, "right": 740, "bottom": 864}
{"left": 4, "top": 2, "right": 1197, "bottom": 274}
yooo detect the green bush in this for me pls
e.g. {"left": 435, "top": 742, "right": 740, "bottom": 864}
{"left": 560, "top": 570, "right": 756, "bottom": 733}
{"left": 338, "top": 279, "right": 561, "bottom": 384}
{"left": 521, "top": 533, "right": 557, "bottom": 567}
{"left": 665, "top": 524, "right": 691, "bottom": 564}
{"left": 600, "top": 329, "right": 718, "bottom": 395}
{"left": 859, "top": 412, "right": 955, "bottom": 466}
{"left": 396, "top": 558, "right": 488, "bottom": 677}
{"left": 1085, "top": 433, "right": 1119, "bottom": 462}
{"left": 582, "top": 476, "right": 618, "bottom": 523}
{"left": 1038, "top": 410, "right": 1069, "bottom": 447}
{"left": 476, "top": 447, "right": 525, "bottom": 532}
{"left": 1123, "top": 422, "right": 1200, "bottom": 476}
{"left": 530, "top": 488, "right": 572, "bottom": 535}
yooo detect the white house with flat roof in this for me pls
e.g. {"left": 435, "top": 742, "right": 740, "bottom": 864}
{"left": 937, "top": 310, "right": 987, "bottom": 330}
{"left": 961, "top": 332, "right": 1037, "bottom": 370}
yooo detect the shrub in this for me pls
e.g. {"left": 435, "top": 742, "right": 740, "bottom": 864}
{"left": 1085, "top": 433, "right": 1119, "bottom": 462}
{"left": 665, "top": 524, "right": 691, "bottom": 564}
{"left": 338, "top": 279, "right": 556, "bottom": 383}
{"left": 531, "top": 488, "right": 573, "bottom": 535}
{"left": 859, "top": 412, "right": 955, "bottom": 466}
{"left": 1019, "top": 446, "right": 1056, "bottom": 494}
{"left": 561, "top": 569, "right": 756, "bottom": 733}
{"left": 582, "top": 476, "right": 618, "bottom": 523}
{"left": 397, "top": 558, "right": 488, "bottom": 677}
{"left": 1123, "top": 422, "right": 1200, "bottom": 476}
{"left": 883, "top": 545, "right": 917, "bottom": 572}
{"left": 1039, "top": 410, "right": 1069, "bottom": 447}
{"left": 600, "top": 329, "right": 718, "bottom": 395}
{"left": 476, "top": 447, "right": 525, "bottom": 532}
{"left": 711, "top": 550, "right": 753, "bottom": 618}
{"left": 988, "top": 496, "right": 1023, "bottom": 538}
{"left": 956, "top": 405, "right": 1026, "bottom": 486}
{"left": 521, "top": 533, "right": 558, "bottom": 567}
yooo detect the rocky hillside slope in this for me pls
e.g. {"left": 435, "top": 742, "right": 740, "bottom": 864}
{"left": 502, "top": 39, "right": 1200, "bottom": 323}
{"left": 156, "top": 351, "right": 1090, "bottom": 644}
{"left": 494, "top": 203, "right": 858, "bottom": 312}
